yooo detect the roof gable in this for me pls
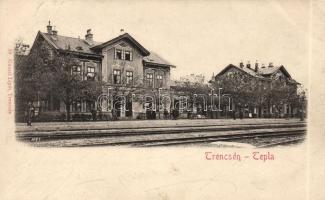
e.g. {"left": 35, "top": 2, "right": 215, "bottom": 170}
{"left": 215, "top": 63, "right": 292, "bottom": 81}
{"left": 259, "top": 65, "right": 291, "bottom": 79}
{"left": 277, "top": 66, "right": 291, "bottom": 79}
{"left": 91, "top": 33, "right": 150, "bottom": 56}
{"left": 216, "top": 64, "right": 261, "bottom": 78}
{"left": 29, "top": 31, "right": 58, "bottom": 53}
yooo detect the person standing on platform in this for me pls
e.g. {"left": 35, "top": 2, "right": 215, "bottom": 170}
{"left": 26, "top": 102, "right": 34, "bottom": 126}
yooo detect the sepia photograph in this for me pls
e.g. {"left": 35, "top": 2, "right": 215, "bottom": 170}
{"left": 1, "top": 0, "right": 325, "bottom": 199}
{"left": 13, "top": 2, "right": 307, "bottom": 148}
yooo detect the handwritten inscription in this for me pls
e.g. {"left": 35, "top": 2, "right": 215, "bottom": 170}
{"left": 205, "top": 151, "right": 275, "bottom": 162}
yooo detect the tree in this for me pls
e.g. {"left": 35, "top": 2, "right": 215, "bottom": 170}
{"left": 16, "top": 42, "right": 103, "bottom": 121}
{"left": 212, "top": 72, "right": 260, "bottom": 110}
{"left": 171, "top": 80, "right": 210, "bottom": 112}
{"left": 212, "top": 69, "right": 302, "bottom": 118}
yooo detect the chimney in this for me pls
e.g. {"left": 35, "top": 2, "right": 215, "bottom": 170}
{"left": 268, "top": 62, "right": 274, "bottom": 68}
{"left": 47, "top": 20, "right": 52, "bottom": 34}
{"left": 261, "top": 63, "right": 266, "bottom": 68}
{"left": 255, "top": 60, "right": 259, "bottom": 72}
{"left": 85, "top": 29, "right": 93, "bottom": 44}
{"left": 239, "top": 61, "right": 244, "bottom": 68}
{"left": 120, "top": 28, "right": 125, "bottom": 35}
{"left": 246, "top": 61, "right": 251, "bottom": 69}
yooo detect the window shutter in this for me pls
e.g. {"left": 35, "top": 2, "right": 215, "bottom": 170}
{"left": 130, "top": 51, "right": 133, "bottom": 61}
{"left": 114, "top": 49, "right": 116, "bottom": 59}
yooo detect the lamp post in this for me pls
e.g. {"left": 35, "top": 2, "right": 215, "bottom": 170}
{"left": 209, "top": 89, "right": 214, "bottom": 110}
{"left": 193, "top": 94, "right": 197, "bottom": 114}
{"left": 222, "top": 94, "right": 231, "bottom": 119}
{"left": 218, "top": 88, "right": 223, "bottom": 111}
{"left": 158, "top": 88, "right": 162, "bottom": 119}
{"left": 222, "top": 94, "right": 231, "bottom": 110}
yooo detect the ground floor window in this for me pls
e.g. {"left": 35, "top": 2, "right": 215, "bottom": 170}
{"left": 86, "top": 101, "right": 95, "bottom": 112}
{"left": 72, "top": 101, "right": 82, "bottom": 112}
{"left": 113, "top": 69, "right": 121, "bottom": 84}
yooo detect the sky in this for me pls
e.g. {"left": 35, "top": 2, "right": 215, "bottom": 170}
{"left": 3, "top": 0, "right": 310, "bottom": 87}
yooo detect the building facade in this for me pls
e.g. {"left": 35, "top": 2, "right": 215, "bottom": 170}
{"left": 16, "top": 22, "right": 175, "bottom": 121}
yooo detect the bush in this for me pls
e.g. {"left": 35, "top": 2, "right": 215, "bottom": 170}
{"left": 54, "top": 113, "right": 66, "bottom": 121}
{"left": 81, "top": 113, "right": 92, "bottom": 121}
{"left": 96, "top": 112, "right": 111, "bottom": 121}
{"left": 35, "top": 113, "right": 54, "bottom": 122}
{"left": 71, "top": 113, "right": 91, "bottom": 121}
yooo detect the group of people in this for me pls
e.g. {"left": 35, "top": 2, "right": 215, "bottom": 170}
{"left": 145, "top": 109, "right": 179, "bottom": 120}
{"left": 25, "top": 103, "right": 305, "bottom": 125}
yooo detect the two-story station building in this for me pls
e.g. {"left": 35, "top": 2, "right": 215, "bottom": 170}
{"left": 21, "top": 22, "right": 175, "bottom": 120}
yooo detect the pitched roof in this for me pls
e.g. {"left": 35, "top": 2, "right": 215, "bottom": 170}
{"left": 35, "top": 31, "right": 174, "bottom": 67}
{"left": 239, "top": 65, "right": 264, "bottom": 78}
{"left": 258, "top": 66, "right": 281, "bottom": 75}
{"left": 40, "top": 32, "right": 102, "bottom": 55}
{"left": 216, "top": 64, "right": 292, "bottom": 80}
{"left": 91, "top": 33, "right": 150, "bottom": 56}
{"left": 216, "top": 64, "right": 264, "bottom": 78}
{"left": 143, "top": 51, "right": 176, "bottom": 68}
{"left": 259, "top": 65, "right": 291, "bottom": 78}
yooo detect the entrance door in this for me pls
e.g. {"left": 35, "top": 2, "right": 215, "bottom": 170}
{"left": 125, "top": 96, "right": 133, "bottom": 117}
{"left": 113, "top": 98, "right": 122, "bottom": 117}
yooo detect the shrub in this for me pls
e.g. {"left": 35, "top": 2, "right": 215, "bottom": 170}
{"left": 35, "top": 113, "right": 54, "bottom": 122}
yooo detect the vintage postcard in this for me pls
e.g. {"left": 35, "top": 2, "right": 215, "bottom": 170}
{"left": 0, "top": 0, "right": 324, "bottom": 199}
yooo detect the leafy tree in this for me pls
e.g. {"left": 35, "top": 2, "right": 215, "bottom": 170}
{"left": 15, "top": 41, "right": 103, "bottom": 121}
{"left": 171, "top": 80, "right": 210, "bottom": 112}
{"left": 212, "top": 68, "right": 303, "bottom": 117}
{"left": 211, "top": 72, "right": 261, "bottom": 111}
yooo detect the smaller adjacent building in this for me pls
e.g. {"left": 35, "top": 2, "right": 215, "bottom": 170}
{"left": 212, "top": 61, "right": 301, "bottom": 118}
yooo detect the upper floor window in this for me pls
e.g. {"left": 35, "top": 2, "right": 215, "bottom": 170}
{"left": 125, "top": 51, "right": 132, "bottom": 61}
{"left": 156, "top": 74, "right": 163, "bottom": 88}
{"left": 146, "top": 73, "right": 153, "bottom": 88}
{"left": 49, "top": 49, "right": 54, "bottom": 60}
{"left": 114, "top": 48, "right": 133, "bottom": 61}
{"left": 72, "top": 65, "right": 81, "bottom": 75}
{"left": 113, "top": 69, "right": 121, "bottom": 84}
{"left": 126, "top": 71, "right": 133, "bottom": 85}
{"left": 227, "top": 72, "right": 234, "bottom": 78}
{"left": 115, "top": 49, "right": 122, "bottom": 60}
{"left": 87, "top": 66, "right": 95, "bottom": 81}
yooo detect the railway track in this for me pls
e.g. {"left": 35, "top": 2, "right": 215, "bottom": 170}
{"left": 25, "top": 125, "right": 306, "bottom": 147}
{"left": 116, "top": 129, "right": 306, "bottom": 147}
{"left": 17, "top": 122, "right": 306, "bottom": 142}
{"left": 135, "top": 131, "right": 306, "bottom": 147}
